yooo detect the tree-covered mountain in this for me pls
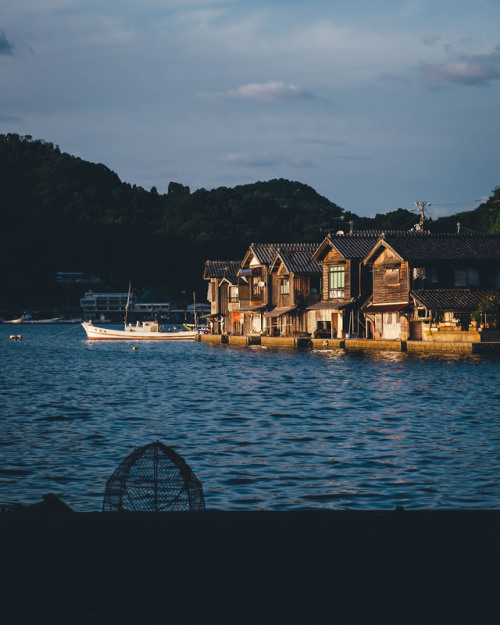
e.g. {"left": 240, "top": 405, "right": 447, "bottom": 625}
{"left": 0, "top": 133, "right": 498, "bottom": 309}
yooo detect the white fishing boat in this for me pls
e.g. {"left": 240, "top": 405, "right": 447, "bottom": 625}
{"left": 81, "top": 319, "right": 200, "bottom": 341}
{"left": 81, "top": 283, "right": 202, "bottom": 341}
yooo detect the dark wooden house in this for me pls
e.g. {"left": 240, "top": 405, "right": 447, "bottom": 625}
{"left": 203, "top": 260, "right": 241, "bottom": 334}
{"left": 264, "top": 248, "right": 322, "bottom": 336}
{"left": 234, "top": 243, "right": 320, "bottom": 336}
{"left": 362, "top": 233, "right": 500, "bottom": 340}
{"left": 310, "top": 233, "right": 380, "bottom": 338}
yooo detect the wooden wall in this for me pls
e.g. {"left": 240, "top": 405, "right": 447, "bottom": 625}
{"left": 321, "top": 249, "right": 351, "bottom": 301}
{"left": 372, "top": 249, "right": 409, "bottom": 304}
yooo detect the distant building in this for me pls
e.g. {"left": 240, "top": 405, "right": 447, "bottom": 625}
{"left": 133, "top": 302, "right": 171, "bottom": 319}
{"left": 56, "top": 272, "right": 102, "bottom": 285}
{"left": 80, "top": 290, "right": 134, "bottom": 321}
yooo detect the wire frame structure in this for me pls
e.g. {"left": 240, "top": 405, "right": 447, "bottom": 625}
{"left": 103, "top": 441, "right": 205, "bottom": 512}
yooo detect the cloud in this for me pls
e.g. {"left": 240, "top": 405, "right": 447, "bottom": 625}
{"left": 223, "top": 152, "right": 315, "bottom": 168}
{"left": 421, "top": 36, "right": 441, "bottom": 48}
{"left": 419, "top": 45, "right": 500, "bottom": 86}
{"left": 0, "top": 115, "right": 21, "bottom": 123}
{"left": 0, "top": 30, "right": 14, "bottom": 55}
{"left": 299, "top": 138, "right": 349, "bottom": 147}
{"left": 205, "top": 81, "right": 315, "bottom": 102}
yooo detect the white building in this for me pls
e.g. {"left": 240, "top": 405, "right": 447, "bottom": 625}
{"left": 80, "top": 291, "right": 134, "bottom": 320}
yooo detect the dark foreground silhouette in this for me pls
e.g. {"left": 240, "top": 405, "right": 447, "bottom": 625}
{"left": 1, "top": 506, "right": 499, "bottom": 624}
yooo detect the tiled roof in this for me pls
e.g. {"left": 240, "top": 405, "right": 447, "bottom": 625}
{"left": 410, "top": 289, "right": 500, "bottom": 311}
{"left": 383, "top": 234, "right": 500, "bottom": 261}
{"left": 273, "top": 249, "right": 321, "bottom": 274}
{"left": 307, "top": 301, "right": 352, "bottom": 310}
{"left": 204, "top": 260, "right": 240, "bottom": 282}
{"left": 327, "top": 233, "right": 381, "bottom": 258}
{"left": 249, "top": 242, "right": 320, "bottom": 265}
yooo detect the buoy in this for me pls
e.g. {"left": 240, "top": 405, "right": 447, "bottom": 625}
{"left": 132, "top": 346, "right": 138, "bottom": 350}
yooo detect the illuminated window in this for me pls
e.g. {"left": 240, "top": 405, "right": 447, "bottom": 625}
{"left": 228, "top": 286, "right": 239, "bottom": 302}
{"left": 280, "top": 278, "right": 290, "bottom": 295}
{"left": 329, "top": 266, "right": 344, "bottom": 298}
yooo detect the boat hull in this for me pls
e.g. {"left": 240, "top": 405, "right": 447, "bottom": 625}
{"left": 82, "top": 322, "right": 199, "bottom": 341}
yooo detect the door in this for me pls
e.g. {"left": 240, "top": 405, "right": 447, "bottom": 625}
{"left": 331, "top": 313, "right": 338, "bottom": 338}
{"left": 409, "top": 320, "right": 423, "bottom": 340}
{"left": 382, "top": 312, "right": 400, "bottom": 339}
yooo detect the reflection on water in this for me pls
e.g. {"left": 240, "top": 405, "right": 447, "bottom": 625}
{"left": 1, "top": 325, "right": 500, "bottom": 510}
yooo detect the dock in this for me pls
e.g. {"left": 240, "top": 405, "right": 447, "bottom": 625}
{"left": 200, "top": 334, "right": 500, "bottom": 354}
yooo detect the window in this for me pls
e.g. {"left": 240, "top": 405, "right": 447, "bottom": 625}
{"left": 228, "top": 286, "right": 239, "bottom": 303}
{"left": 454, "top": 268, "right": 479, "bottom": 287}
{"left": 467, "top": 268, "right": 479, "bottom": 287}
{"left": 385, "top": 267, "right": 400, "bottom": 285}
{"left": 252, "top": 279, "right": 262, "bottom": 298}
{"left": 280, "top": 278, "right": 290, "bottom": 295}
{"left": 329, "top": 266, "right": 345, "bottom": 299}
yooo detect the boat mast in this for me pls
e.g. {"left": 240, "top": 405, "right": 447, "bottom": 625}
{"left": 124, "top": 281, "right": 131, "bottom": 327}
{"left": 193, "top": 291, "right": 198, "bottom": 330}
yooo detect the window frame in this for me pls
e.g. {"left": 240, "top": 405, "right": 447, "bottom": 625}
{"left": 328, "top": 265, "right": 345, "bottom": 299}
{"left": 384, "top": 267, "right": 400, "bottom": 286}
{"left": 280, "top": 278, "right": 290, "bottom": 295}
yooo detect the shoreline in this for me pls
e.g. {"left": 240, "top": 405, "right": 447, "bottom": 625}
{"left": 200, "top": 333, "right": 500, "bottom": 353}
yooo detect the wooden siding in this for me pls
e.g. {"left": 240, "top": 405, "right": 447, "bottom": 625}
{"left": 372, "top": 248, "right": 409, "bottom": 304}
{"left": 321, "top": 259, "right": 351, "bottom": 302}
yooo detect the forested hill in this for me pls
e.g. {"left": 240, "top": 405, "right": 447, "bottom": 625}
{"left": 1, "top": 134, "right": 499, "bottom": 307}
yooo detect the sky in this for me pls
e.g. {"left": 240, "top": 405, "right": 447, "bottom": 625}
{"left": 2, "top": 0, "right": 500, "bottom": 218}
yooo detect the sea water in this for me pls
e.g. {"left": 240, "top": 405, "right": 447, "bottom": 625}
{"left": 1, "top": 324, "right": 500, "bottom": 511}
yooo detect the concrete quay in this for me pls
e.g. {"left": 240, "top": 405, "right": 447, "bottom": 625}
{"left": 200, "top": 333, "right": 500, "bottom": 354}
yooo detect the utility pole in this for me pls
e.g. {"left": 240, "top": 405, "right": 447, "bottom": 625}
{"left": 414, "top": 201, "right": 431, "bottom": 230}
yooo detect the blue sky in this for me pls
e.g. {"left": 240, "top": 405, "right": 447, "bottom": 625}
{"left": 2, "top": 0, "right": 500, "bottom": 218}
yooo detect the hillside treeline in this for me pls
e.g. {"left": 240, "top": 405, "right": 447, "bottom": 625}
{"left": 0, "top": 133, "right": 498, "bottom": 307}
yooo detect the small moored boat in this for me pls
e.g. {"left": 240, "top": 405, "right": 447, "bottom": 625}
{"left": 81, "top": 319, "right": 200, "bottom": 341}
{"left": 81, "top": 283, "right": 205, "bottom": 341}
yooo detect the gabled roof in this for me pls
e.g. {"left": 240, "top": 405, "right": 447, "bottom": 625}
{"left": 203, "top": 260, "right": 240, "bottom": 283}
{"left": 411, "top": 288, "right": 500, "bottom": 312}
{"left": 313, "top": 232, "right": 382, "bottom": 262}
{"left": 270, "top": 249, "right": 321, "bottom": 275}
{"left": 243, "top": 242, "right": 320, "bottom": 267}
{"left": 365, "top": 233, "right": 500, "bottom": 264}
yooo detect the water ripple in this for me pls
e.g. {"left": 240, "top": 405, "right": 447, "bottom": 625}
{"left": 1, "top": 325, "right": 500, "bottom": 510}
